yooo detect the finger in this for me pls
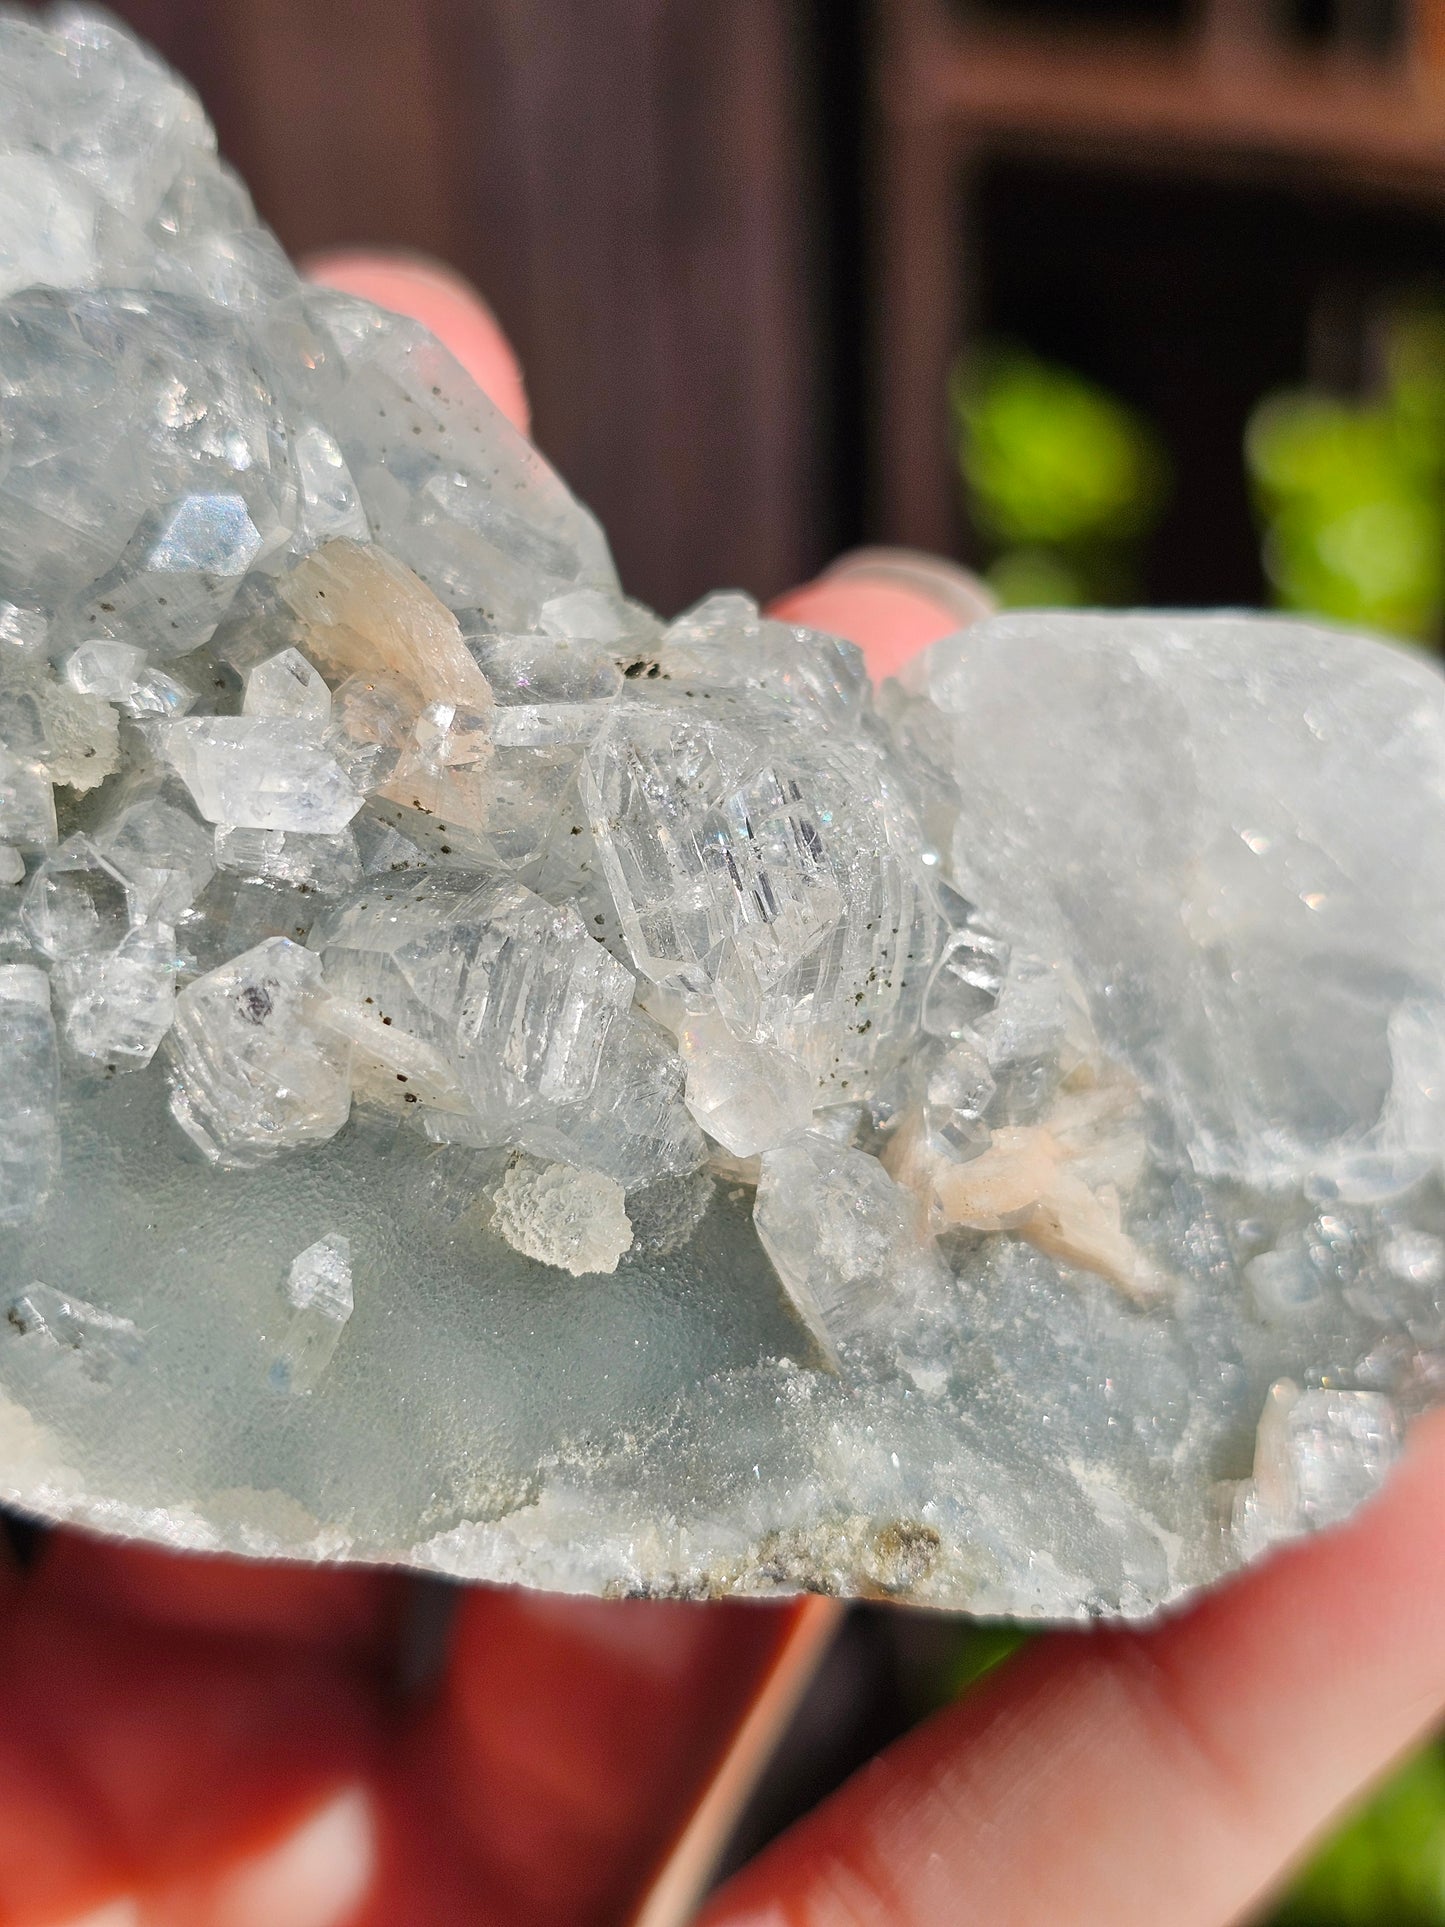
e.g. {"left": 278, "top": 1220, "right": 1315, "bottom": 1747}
{"left": 303, "top": 250, "right": 530, "bottom": 436}
{"left": 768, "top": 549, "right": 996, "bottom": 683}
{"left": 147, "top": 1782, "right": 375, "bottom": 1927}
{"left": 0, "top": 1570, "right": 379, "bottom": 1924}
{"left": 371, "top": 1590, "right": 837, "bottom": 1927}
{"left": 703, "top": 1410, "right": 1445, "bottom": 1927}
{"left": 29, "top": 1533, "right": 407, "bottom": 1664}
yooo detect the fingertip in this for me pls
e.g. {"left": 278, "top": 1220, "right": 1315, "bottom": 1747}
{"left": 302, "top": 249, "right": 530, "bottom": 436}
{"left": 768, "top": 549, "right": 995, "bottom": 683}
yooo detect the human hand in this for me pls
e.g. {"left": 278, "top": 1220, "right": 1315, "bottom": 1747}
{"left": 3, "top": 261, "right": 1444, "bottom": 1927}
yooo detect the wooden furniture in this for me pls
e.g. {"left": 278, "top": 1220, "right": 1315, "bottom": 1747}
{"left": 67, "top": 0, "right": 824, "bottom": 616}
{"left": 874, "top": 0, "right": 1445, "bottom": 560}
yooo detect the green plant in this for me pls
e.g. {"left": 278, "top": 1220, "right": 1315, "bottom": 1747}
{"left": 950, "top": 343, "right": 1171, "bottom": 606}
{"left": 1271, "top": 1742, "right": 1445, "bottom": 1925}
{"left": 1247, "top": 302, "right": 1445, "bottom": 644}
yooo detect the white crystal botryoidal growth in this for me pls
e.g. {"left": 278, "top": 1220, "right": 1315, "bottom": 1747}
{"left": 272, "top": 1233, "right": 353, "bottom": 1394}
{"left": 0, "top": 965, "right": 60, "bottom": 1225}
{"left": 166, "top": 937, "right": 352, "bottom": 1165}
{"left": 491, "top": 1155, "right": 633, "bottom": 1277}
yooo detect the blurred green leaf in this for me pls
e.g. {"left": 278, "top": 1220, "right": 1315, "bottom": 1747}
{"left": 945, "top": 1621, "right": 1032, "bottom": 1700}
{"left": 984, "top": 547, "right": 1092, "bottom": 609}
{"left": 1270, "top": 1742, "right": 1445, "bottom": 1926}
{"left": 1246, "top": 302, "right": 1445, "bottom": 643}
{"left": 952, "top": 345, "right": 1170, "bottom": 553}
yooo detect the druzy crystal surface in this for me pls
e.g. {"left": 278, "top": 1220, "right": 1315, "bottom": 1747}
{"left": 2, "top": 13, "right": 1443, "bottom": 1617}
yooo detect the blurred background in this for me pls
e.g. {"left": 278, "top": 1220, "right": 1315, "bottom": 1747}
{"left": 100, "top": 0, "right": 1445, "bottom": 653}
{"left": 25, "top": 0, "right": 1445, "bottom": 1917}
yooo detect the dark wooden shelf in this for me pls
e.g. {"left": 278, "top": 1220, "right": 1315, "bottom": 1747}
{"left": 871, "top": 0, "right": 1445, "bottom": 561}
{"left": 890, "top": 23, "right": 1445, "bottom": 202}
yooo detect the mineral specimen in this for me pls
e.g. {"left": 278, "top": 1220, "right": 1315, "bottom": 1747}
{"left": 1, "top": 9, "right": 1442, "bottom": 1617}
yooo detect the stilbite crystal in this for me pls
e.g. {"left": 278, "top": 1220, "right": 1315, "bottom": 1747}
{"left": 2, "top": 12, "right": 1444, "bottom": 1618}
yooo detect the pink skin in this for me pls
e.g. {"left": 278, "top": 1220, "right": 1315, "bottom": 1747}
{"left": 302, "top": 253, "right": 531, "bottom": 438}
{"left": 1, "top": 258, "right": 1441, "bottom": 1927}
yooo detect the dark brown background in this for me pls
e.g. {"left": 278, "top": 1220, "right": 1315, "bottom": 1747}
{"left": 69, "top": 0, "right": 1445, "bottom": 632}
{"left": 81, "top": 0, "right": 850, "bottom": 617}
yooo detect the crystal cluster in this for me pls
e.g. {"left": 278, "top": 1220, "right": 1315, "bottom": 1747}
{"left": 1, "top": 12, "right": 1442, "bottom": 1616}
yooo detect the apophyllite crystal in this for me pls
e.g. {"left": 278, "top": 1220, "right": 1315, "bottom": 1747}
{"left": 1, "top": 11, "right": 1442, "bottom": 1616}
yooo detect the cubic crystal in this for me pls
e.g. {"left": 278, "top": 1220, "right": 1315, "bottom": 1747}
{"left": 676, "top": 1013, "right": 813, "bottom": 1158}
{"left": 21, "top": 834, "right": 132, "bottom": 961}
{"left": 242, "top": 648, "right": 331, "bottom": 729}
{"left": 57, "top": 918, "right": 176, "bottom": 1067}
{"left": 755, "top": 1132, "right": 951, "bottom": 1369}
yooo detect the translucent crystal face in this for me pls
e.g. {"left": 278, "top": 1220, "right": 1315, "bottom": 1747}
{"left": 2, "top": 11, "right": 1444, "bottom": 1619}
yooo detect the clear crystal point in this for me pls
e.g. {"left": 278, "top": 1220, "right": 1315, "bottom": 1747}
{"left": 153, "top": 717, "right": 364, "bottom": 834}
{"left": 272, "top": 1232, "right": 353, "bottom": 1393}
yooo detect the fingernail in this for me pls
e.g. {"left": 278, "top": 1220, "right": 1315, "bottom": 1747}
{"left": 301, "top": 249, "right": 491, "bottom": 316}
{"left": 200, "top": 1785, "right": 374, "bottom": 1927}
{"left": 817, "top": 547, "right": 997, "bottom": 630}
